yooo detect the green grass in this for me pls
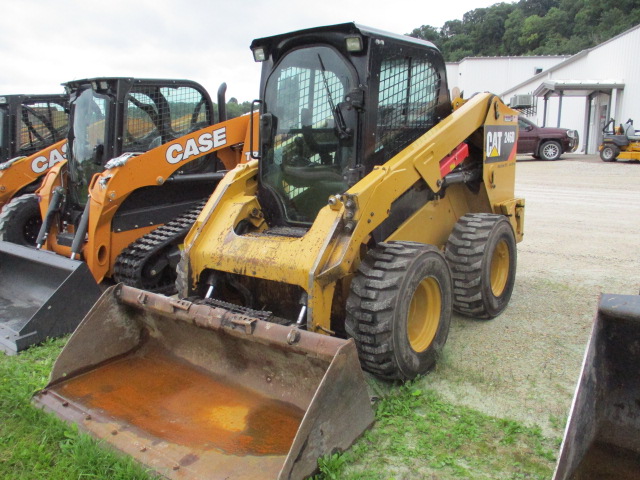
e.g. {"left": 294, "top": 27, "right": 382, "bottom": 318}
{"left": 313, "top": 380, "right": 559, "bottom": 480}
{"left": 0, "top": 338, "right": 156, "bottom": 480}
{"left": 1, "top": 342, "right": 558, "bottom": 480}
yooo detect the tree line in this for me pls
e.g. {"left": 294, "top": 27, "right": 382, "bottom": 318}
{"left": 214, "top": 98, "right": 252, "bottom": 121}
{"left": 409, "top": 0, "right": 640, "bottom": 61}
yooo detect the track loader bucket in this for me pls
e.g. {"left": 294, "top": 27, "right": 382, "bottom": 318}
{"left": 0, "top": 242, "right": 102, "bottom": 354}
{"left": 34, "top": 285, "right": 374, "bottom": 480}
{"left": 553, "top": 294, "right": 640, "bottom": 480}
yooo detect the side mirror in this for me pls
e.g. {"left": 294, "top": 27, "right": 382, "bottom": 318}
{"left": 260, "top": 112, "right": 274, "bottom": 148}
{"left": 336, "top": 102, "right": 356, "bottom": 140}
{"left": 301, "top": 108, "right": 312, "bottom": 127}
{"left": 94, "top": 144, "right": 104, "bottom": 165}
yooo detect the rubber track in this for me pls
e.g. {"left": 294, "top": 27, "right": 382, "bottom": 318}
{"left": 445, "top": 213, "right": 501, "bottom": 318}
{"left": 113, "top": 200, "right": 207, "bottom": 295}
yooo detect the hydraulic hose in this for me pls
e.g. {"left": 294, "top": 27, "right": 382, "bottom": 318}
{"left": 35, "top": 187, "right": 64, "bottom": 249}
{"left": 70, "top": 200, "right": 90, "bottom": 259}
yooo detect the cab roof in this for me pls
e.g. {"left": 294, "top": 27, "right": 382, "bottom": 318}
{"left": 250, "top": 22, "right": 439, "bottom": 53}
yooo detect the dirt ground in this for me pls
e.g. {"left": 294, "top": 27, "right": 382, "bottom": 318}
{"left": 420, "top": 153, "right": 640, "bottom": 438}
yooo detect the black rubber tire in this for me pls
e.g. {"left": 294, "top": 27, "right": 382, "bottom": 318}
{"left": 445, "top": 213, "right": 517, "bottom": 319}
{"left": 0, "top": 194, "right": 42, "bottom": 246}
{"left": 538, "top": 140, "right": 562, "bottom": 161}
{"left": 345, "top": 241, "right": 453, "bottom": 381}
{"left": 600, "top": 144, "right": 619, "bottom": 162}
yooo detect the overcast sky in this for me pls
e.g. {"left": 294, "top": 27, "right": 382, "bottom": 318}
{"left": 1, "top": 0, "right": 505, "bottom": 102}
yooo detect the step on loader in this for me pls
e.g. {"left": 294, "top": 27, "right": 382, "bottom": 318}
{"left": 0, "top": 94, "right": 69, "bottom": 244}
{"left": 0, "top": 79, "right": 255, "bottom": 354}
{"left": 553, "top": 294, "right": 640, "bottom": 480}
{"left": 35, "top": 23, "right": 524, "bottom": 479}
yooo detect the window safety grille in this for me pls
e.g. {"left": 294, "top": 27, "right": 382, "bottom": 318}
{"left": 124, "top": 86, "right": 209, "bottom": 153}
{"left": 20, "top": 101, "right": 68, "bottom": 152}
{"left": 376, "top": 56, "right": 440, "bottom": 161}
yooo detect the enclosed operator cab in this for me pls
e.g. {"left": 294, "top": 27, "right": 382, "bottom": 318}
{"left": 0, "top": 93, "right": 68, "bottom": 163}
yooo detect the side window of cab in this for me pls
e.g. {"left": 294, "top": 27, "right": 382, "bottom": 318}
{"left": 375, "top": 55, "right": 440, "bottom": 162}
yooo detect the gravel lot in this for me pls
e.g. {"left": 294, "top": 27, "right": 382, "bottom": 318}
{"left": 422, "top": 154, "right": 640, "bottom": 437}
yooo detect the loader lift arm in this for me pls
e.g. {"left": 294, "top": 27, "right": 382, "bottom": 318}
{"left": 182, "top": 92, "right": 523, "bottom": 334}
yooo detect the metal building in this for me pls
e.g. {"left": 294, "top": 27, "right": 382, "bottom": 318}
{"left": 446, "top": 24, "right": 640, "bottom": 154}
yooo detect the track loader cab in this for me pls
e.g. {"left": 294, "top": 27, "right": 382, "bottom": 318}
{"left": 0, "top": 94, "right": 69, "bottom": 222}
{"left": 0, "top": 94, "right": 69, "bottom": 246}
{"left": 0, "top": 93, "right": 68, "bottom": 163}
{"left": 58, "top": 77, "right": 216, "bottom": 235}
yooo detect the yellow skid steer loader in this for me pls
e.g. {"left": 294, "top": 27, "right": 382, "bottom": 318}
{"left": 35, "top": 23, "right": 524, "bottom": 479}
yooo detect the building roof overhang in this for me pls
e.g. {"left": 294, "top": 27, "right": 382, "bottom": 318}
{"left": 534, "top": 79, "right": 625, "bottom": 97}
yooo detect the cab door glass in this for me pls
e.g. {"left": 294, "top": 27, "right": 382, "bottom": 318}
{"left": 262, "top": 46, "right": 355, "bottom": 224}
{"left": 68, "top": 89, "right": 108, "bottom": 207}
{"left": 161, "top": 86, "right": 210, "bottom": 135}
{"left": 124, "top": 92, "right": 160, "bottom": 152}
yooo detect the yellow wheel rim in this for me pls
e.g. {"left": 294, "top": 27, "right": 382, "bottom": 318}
{"left": 490, "top": 239, "right": 510, "bottom": 297}
{"left": 407, "top": 277, "right": 441, "bottom": 352}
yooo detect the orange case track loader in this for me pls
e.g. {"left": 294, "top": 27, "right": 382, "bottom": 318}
{"left": 0, "top": 79, "right": 256, "bottom": 354}
{"left": 0, "top": 94, "right": 69, "bottom": 244}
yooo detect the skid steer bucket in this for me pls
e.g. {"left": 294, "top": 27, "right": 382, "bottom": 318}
{"left": 0, "top": 242, "right": 102, "bottom": 354}
{"left": 553, "top": 294, "right": 640, "bottom": 480}
{"left": 34, "top": 285, "right": 374, "bottom": 480}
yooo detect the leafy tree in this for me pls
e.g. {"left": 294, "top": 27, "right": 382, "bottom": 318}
{"left": 225, "top": 100, "right": 252, "bottom": 120}
{"left": 407, "top": 0, "right": 640, "bottom": 61}
{"left": 212, "top": 99, "right": 251, "bottom": 122}
{"left": 442, "top": 20, "right": 464, "bottom": 39}
{"left": 518, "top": 0, "right": 560, "bottom": 16}
{"left": 503, "top": 9, "right": 527, "bottom": 55}
{"left": 519, "top": 15, "right": 545, "bottom": 52}
{"left": 409, "top": 25, "right": 441, "bottom": 43}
